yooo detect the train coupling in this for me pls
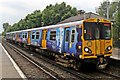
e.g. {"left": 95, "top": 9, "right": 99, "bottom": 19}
{"left": 96, "top": 57, "right": 108, "bottom": 69}
{"left": 97, "top": 63, "right": 107, "bottom": 69}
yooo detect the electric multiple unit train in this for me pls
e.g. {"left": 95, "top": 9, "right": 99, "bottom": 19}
{"left": 6, "top": 18, "right": 112, "bottom": 69}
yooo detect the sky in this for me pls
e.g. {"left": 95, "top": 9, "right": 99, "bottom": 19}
{"left": 0, "top": 0, "right": 113, "bottom": 33}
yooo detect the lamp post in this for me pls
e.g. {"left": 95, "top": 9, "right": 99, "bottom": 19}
{"left": 106, "top": 0, "right": 110, "bottom": 20}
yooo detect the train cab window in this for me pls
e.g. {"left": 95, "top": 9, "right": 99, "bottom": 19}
{"left": 50, "top": 31, "right": 56, "bottom": 41}
{"left": 65, "top": 30, "right": 69, "bottom": 42}
{"left": 103, "top": 23, "right": 111, "bottom": 39}
{"left": 95, "top": 27, "right": 100, "bottom": 39}
{"left": 22, "top": 33, "right": 25, "bottom": 38}
{"left": 71, "top": 30, "right": 75, "bottom": 42}
{"left": 36, "top": 32, "right": 40, "bottom": 39}
{"left": 32, "top": 32, "right": 35, "bottom": 39}
{"left": 84, "top": 22, "right": 94, "bottom": 40}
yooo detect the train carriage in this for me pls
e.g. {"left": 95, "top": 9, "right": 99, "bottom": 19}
{"left": 6, "top": 18, "right": 112, "bottom": 69}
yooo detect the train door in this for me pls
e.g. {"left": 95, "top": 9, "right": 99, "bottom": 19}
{"left": 64, "top": 28, "right": 70, "bottom": 53}
{"left": 27, "top": 31, "right": 31, "bottom": 45}
{"left": 41, "top": 29, "right": 47, "bottom": 49}
{"left": 64, "top": 27, "right": 76, "bottom": 55}
{"left": 69, "top": 28, "right": 76, "bottom": 55}
{"left": 95, "top": 23, "right": 106, "bottom": 55}
{"left": 94, "top": 26, "right": 101, "bottom": 55}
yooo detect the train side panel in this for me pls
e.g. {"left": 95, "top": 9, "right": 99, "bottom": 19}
{"left": 46, "top": 27, "right": 64, "bottom": 53}
{"left": 64, "top": 25, "right": 82, "bottom": 58}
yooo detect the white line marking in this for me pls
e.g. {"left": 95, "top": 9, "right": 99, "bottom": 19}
{"left": 0, "top": 43, "right": 27, "bottom": 79}
{"left": 111, "top": 56, "right": 120, "bottom": 60}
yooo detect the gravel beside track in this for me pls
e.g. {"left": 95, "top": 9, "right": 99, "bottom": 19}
{"left": 3, "top": 39, "right": 120, "bottom": 80}
{"left": 2, "top": 41, "right": 60, "bottom": 80}
{"left": 3, "top": 40, "right": 90, "bottom": 80}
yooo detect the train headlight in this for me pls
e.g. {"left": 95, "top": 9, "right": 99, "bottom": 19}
{"left": 85, "top": 47, "right": 89, "bottom": 52}
{"left": 105, "top": 45, "right": 112, "bottom": 52}
{"left": 84, "top": 47, "right": 92, "bottom": 53}
{"left": 108, "top": 46, "right": 111, "bottom": 50}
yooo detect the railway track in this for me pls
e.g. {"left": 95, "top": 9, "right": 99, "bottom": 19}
{"left": 98, "top": 70, "right": 120, "bottom": 79}
{"left": 3, "top": 41, "right": 62, "bottom": 80}
{"left": 25, "top": 47, "right": 120, "bottom": 79}
{"left": 3, "top": 40, "right": 92, "bottom": 79}
{"left": 3, "top": 40, "right": 120, "bottom": 79}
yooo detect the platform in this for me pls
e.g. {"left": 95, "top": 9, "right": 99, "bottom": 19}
{"left": 0, "top": 43, "right": 26, "bottom": 79}
{"left": 111, "top": 48, "right": 120, "bottom": 60}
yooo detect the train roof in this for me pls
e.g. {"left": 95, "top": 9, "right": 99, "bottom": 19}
{"left": 58, "top": 12, "right": 106, "bottom": 24}
{"left": 6, "top": 17, "right": 111, "bottom": 34}
{"left": 6, "top": 20, "right": 83, "bottom": 34}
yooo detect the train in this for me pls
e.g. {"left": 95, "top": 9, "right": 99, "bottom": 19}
{"left": 5, "top": 18, "right": 112, "bottom": 70}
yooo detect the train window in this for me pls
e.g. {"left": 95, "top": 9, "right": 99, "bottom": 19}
{"left": 84, "top": 22, "right": 94, "bottom": 40}
{"left": 95, "top": 27, "right": 100, "bottom": 39}
{"left": 19, "top": 33, "right": 22, "bottom": 38}
{"left": 103, "top": 23, "right": 111, "bottom": 39}
{"left": 36, "top": 32, "right": 39, "bottom": 39}
{"left": 32, "top": 32, "right": 35, "bottom": 39}
{"left": 13, "top": 34, "right": 15, "bottom": 38}
{"left": 25, "top": 33, "right": 27, "bottom": 38}
{"left": 71, "top": 30, "right": 75, "bottom": 42}
{"left": 66, "top": 30, "right": 69, "bottom": 42}
{"left": 50, "top": 31, "right": 56, "bottom": 40}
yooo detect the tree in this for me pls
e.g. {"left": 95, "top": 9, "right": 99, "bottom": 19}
{"left": 3, "top": 2, "right": 77, "bottom": 34}
{"left": 117, "top": 1, "right": 120, "bottom": 47}
{"left": 96, "top": 0, "right": 120, "bottom": 47}
{"left": 42, "top": 2, "right": 77, "bottom": 26}
{"left": 96, "top": 0, "right": 118, "bottom": 20}
{"left": 96, "top": 1, "right": 110, "bottom": 18}
{"left": 3, "top": 23, "right": 10, "bottom": 31}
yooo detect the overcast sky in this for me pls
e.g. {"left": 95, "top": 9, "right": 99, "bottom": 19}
{"left": 0, "top": 0, "right": 113, "bottom": 33}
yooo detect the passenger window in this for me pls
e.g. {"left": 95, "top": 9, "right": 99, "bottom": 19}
{"left": 66, "top": 30, "right": 69, "bottom": 42}
{"left": 50, "top": 31, "right": 56, "bottom": 41}
{"left": 71, "top": 30, "right": 75, "bottom": 42}
{"left": 32, "top": 32, "right": 35, "bottom": 39}
{"left": 22, "top": 33, "right": 24, "bottom": 38}
{"left": 19, "top": 33, "right": 21, "bottom": 38}
{"left": 36, "top": 32, "right": 39, "bottom": 39}
{"left": 25, "top": 33, "right": 27, "bottom": 38}
{"left": 13, "top": 34, "right": 15, "bottom": 38}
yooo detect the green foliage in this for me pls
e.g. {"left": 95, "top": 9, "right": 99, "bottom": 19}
{"left": 42, "top": 2, "right": 77, "bottom": 26}
{"left": 2, "top": 23, "right": 11, "bottom": 36}
{"left": 3, "top": 2, "right": 77, "bottom": 34}
{"left": 96, "top": 1, "right": 110, "bottom": 18}
{"left": 96, "top": 1, "right": 118, "bottom": 19}
{"left": 3, "top": 23, "right": 10, "bottom": 31}
{"left": 96, "top": 0, "right": 120, "bottom": 48}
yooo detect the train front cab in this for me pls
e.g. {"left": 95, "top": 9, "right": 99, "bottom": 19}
{"left": 81, "top": 18, "right": 112, "bottom": 69}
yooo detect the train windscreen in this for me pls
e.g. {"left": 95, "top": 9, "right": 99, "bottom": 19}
{"left": 84, "top": 22, "right": 111, "bottom": 40}
{"left": 103, "top": 23, "right": 111, "bottom": 39}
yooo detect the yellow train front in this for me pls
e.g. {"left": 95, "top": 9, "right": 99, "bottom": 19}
{"left": 81, "top": 18, "right": 112, "bottom": 69}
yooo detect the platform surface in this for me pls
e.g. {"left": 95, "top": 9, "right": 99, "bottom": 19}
{"left": 0, "top": 43, "right": 21, "bottom": 79}
{"left": 111, "top": 48, "right": 120, "bottom": 60}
